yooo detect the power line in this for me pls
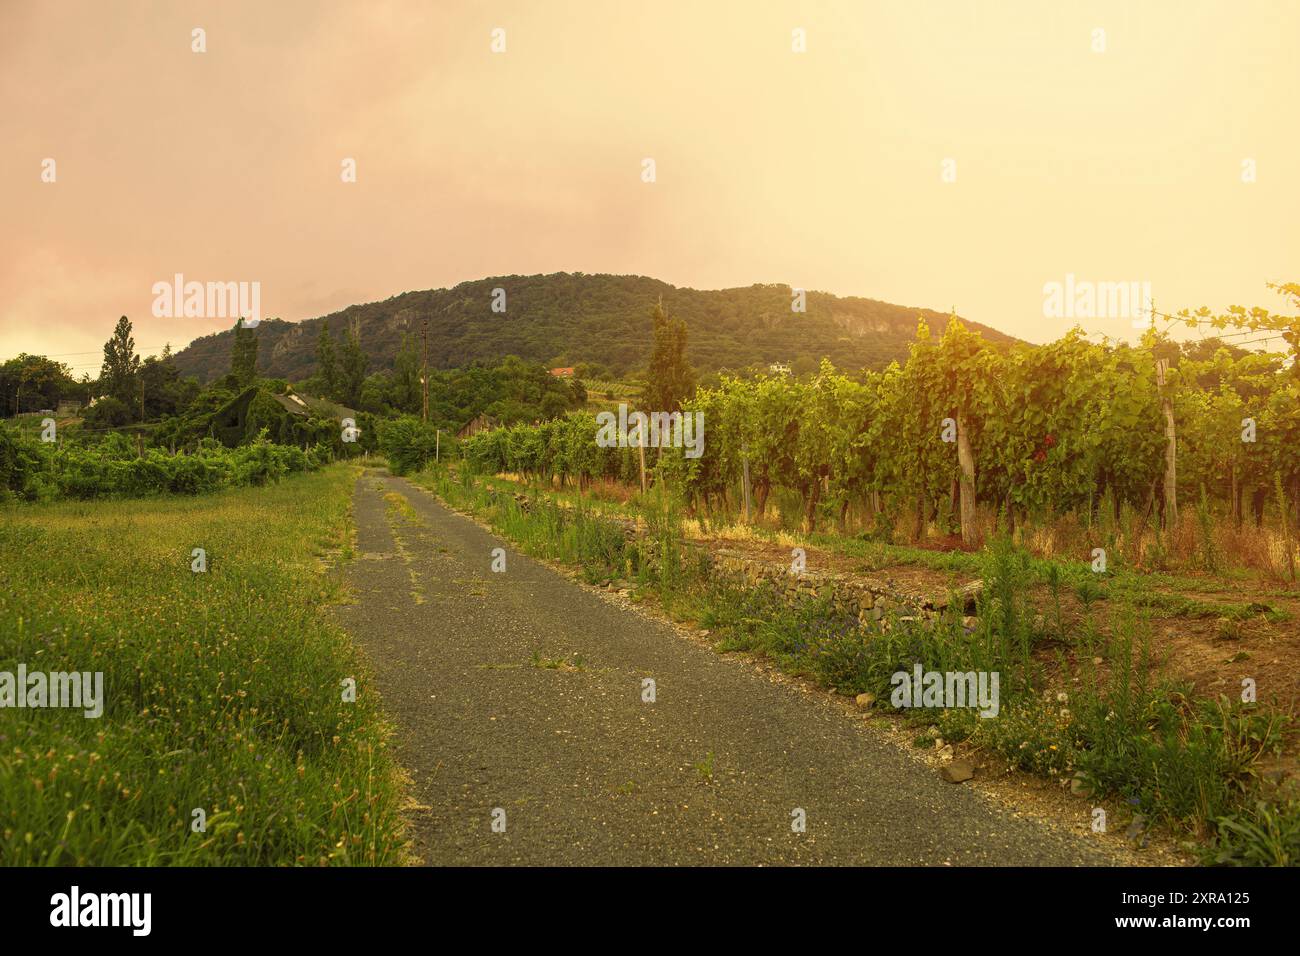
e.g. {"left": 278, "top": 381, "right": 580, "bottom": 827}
{"left": 14, "top": 346, "right": 170, "bottom": 358}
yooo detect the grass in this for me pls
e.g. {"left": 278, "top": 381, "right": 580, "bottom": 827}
{"left": 529, "top": 651, "right": 587, "bottom": 672}
{"left": 414, "top": 466, "right": 645, "bottom": 588}
{"left": 694, "top": 751, "right": 715, "bottom": 782}
{"left": 450, "top": 468, "right": 1300, "bottom": 624}
{"left": 382, "top": 490, "right": 422, "bottom": 525}
{"left": 0, "top": 463, "right": 407, "bottom": 865}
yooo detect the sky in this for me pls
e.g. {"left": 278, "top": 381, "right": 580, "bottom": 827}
{"left": 1, "top": 0, "right": 1297, "bottom": 376}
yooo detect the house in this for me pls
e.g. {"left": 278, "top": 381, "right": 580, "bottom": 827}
{"left": 208, "top": 387, "right": 263, "bottom": 445}
{"left": 208, "top": 387, "right": 358, "bottom": 447}
{"left": 768, "top": 363, "right": 791, "bottom": 375}
{"left": 549, "top": 367, "right": 575, "bottom": 378}
{"left": 456, "top": 413, "right": 498, "bottom": 440}
{"left": 270, "top": 391, "right": 357, "bottom": 422}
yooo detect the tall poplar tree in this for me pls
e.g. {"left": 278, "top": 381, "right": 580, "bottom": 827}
{"left": 642, "top": 300, "right": 695, "bottom": 412}
{"left": 316, "top": 324, "right": 338, "bottom": 399}
{"left": 100, "top": 315, "right": 140, "bottom": 409}
{"left": 231, "top": 321, "right": 259, "bottom": 387}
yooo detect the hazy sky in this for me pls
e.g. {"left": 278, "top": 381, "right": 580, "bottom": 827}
{"left": 2, "top": 0, "right": 1296, "bottom": 375}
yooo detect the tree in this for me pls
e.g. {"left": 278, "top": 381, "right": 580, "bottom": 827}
{"left": 100, "top": 316, "right": 140, "bottom": 412}
{"left": 231, "top": 321, "right": 259, "bottom": 387}
{"left": 1, "top": 354, "right": 74, "bottom": 415}
{"left": 316, "top": 324, "right": 338, "bottom": 398}
{"left": 391, "top": 333, "right": 421, "bottom": 413}
{"left": 642, "top": 301, "right": 695, "bottom": 412}
{"left": 340, "top": 326, "right": 368, "bottom": 407}
{"left": 140, "top": 345, "right": 193, "bottom": 420}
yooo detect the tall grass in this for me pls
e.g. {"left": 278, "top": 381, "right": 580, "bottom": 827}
{"left": 0, "top": 464, "right": 406, "bottom": 865}
{"left": 417, "top": 465, "right": 641, "bottom": 586}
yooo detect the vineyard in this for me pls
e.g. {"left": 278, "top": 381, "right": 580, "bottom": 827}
{"left": 428, "top": 316, "right": 1300, "bottom": 863}
{"left": 460, "top": 317, "right": 1300, "bottom": 579}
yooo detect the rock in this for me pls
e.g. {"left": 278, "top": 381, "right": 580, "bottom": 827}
{"left": 1069, "top": 771, "right": 1091, "bottom": 796}
{"left": 1125, "top": 813, "right": 1148, "bottom": 847}
{"left": 937, "top": 744, "right": 955, "bottom": 762}
{"left": 854, "top": 692, "right": 875, "bottom": 710}
{"left": 933, "top": 737, "right": 945, "bottom": 750}
{"left": 940, "top": 761, "right": 974, "bottom": 783}
{"left": 958, "top": 581, "right": 983, "bottom": 614}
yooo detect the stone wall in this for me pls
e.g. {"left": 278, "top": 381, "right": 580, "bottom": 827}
{"left": 701, "top": 547, "right": 981, "bottom": 630}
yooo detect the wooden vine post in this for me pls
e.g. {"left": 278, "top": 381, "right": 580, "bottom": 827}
{"left": 1155, "top": 352, "right": 1177, "bottom": 529}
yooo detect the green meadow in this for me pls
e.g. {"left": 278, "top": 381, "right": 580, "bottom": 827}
{"left": 0, "top": 464, "right": 406, "bottom": 865}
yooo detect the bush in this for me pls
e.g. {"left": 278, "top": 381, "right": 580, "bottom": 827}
{"left": 378, "top": 416, "right": 441, "bottom": 476}
{"left": 0, "top": 426, "right": 323, "bottom": 502}
{"left": 82, "top": 396, "right": 132, "bottom": 428}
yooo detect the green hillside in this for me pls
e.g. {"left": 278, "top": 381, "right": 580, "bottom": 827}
{"left": 171, "top": 273, "right": 1017, "bottom": 384}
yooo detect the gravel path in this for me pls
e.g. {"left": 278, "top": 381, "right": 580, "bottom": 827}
{"left": 333, "top": 470, "right": 1122, "bottom": 866}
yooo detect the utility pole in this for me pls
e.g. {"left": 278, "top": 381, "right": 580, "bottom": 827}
{"left": 421, "top": 318, "right": 429, "bottom": 422}
{"left": 139, "top": 377, "right": 145, "bottom": 422}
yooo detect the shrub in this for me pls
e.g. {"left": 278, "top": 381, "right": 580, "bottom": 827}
{"left": 0, "top": 427, "right": 323, "bottom": 502}
{"left": 378, "top": 416, "right": 441, "bottom": 476}
{"left": 82, "top": 396, "right": 132, "bottom": 428}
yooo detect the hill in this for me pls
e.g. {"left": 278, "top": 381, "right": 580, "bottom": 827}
{"left": 170, "top": 273, "right": 1017, "bottom": 384}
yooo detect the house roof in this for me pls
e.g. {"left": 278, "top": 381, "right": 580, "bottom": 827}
{"left": 271, "top": 391, "right": 357, "bottom": 420}
{"left": 456, "top": 412, "right": 498, "bottom": 438}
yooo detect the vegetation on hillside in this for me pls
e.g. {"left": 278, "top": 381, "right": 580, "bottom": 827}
{"left": 168, "top": 273, "right": 1016, "bottom": 384}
